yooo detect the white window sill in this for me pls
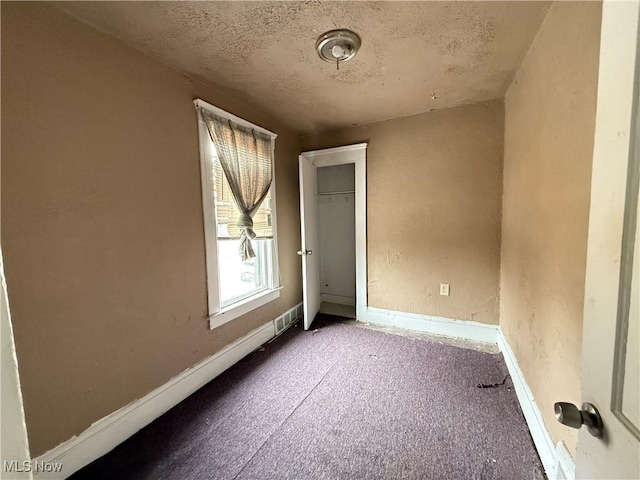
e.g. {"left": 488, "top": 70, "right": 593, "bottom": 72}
{"left": 209, "top": 286, "right": 282, "bottom": 330}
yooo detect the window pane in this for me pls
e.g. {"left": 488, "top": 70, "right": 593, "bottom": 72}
{"left": 218, "top": 238, "right": 273, "bottom": 307}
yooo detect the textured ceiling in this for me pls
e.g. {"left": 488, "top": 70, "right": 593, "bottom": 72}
{"left": 56, "top": 1, "right": 550, "bottom": 134}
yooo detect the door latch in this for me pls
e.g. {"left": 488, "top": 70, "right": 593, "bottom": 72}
{"left": 296, "top": 250, "right": 313, "bottom": 256}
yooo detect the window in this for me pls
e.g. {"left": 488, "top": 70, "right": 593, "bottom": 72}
{"left": 214, "top": 158, "right": 274, "bottom": 307}
{"left": 195, "top": 99, "right": 280, "bottom": 329}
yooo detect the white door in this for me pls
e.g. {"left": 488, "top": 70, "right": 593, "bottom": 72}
{"left": 575, "top": 2, "right": 640, "bottom": 478}
{"left": 299, "top": 154, "right": 320, "bottom": 330}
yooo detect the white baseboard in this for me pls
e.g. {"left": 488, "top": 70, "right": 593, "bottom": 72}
{"left": 32, "top": 304, "right": 303, "bottom": 480}
{"left": 358, "top": 306, "right": 499, "bottom": 344}
{"left": 320, "top": 293, "right": 355, "bottom": 307}
{"left": 497, "top": 329, "right": 575, "bottom": 480}
{"left": 554, "top": 441, "right": 576, "bottom": 480}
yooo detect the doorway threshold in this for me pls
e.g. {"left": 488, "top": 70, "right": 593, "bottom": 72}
{"left": 319, "top": 302, "right": 355, "bottom": 319}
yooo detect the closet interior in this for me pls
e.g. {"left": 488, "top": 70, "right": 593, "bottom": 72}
{"left": 316, "top": 163, "right": 356, "bottom": 319}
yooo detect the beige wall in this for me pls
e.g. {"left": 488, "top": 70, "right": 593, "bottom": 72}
{"left": 303, "top": 101, "right": 504, "bottom": 325}
{"left": 501, "top": 2, "right": 601, "bottom": 455}
{"left": 1, "top": 3, "right": 301, "bottom": 456}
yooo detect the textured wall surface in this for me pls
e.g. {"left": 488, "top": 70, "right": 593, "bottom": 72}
{"left": 303, "top": 101, "right": 504, "bottom": 325}
{"left": 501, "top": 1, "right": 602, "bottom": 456}
{"left": 1, "top": 2, "right": 301, "bottom": 456}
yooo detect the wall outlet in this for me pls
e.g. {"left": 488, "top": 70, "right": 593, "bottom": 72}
{"left": 440, "top": 283, "right": 450, "bottom": 296}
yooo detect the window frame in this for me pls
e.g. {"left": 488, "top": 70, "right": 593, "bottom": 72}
{"left": 194, "top": 98, "right": 281, "bottom": 330}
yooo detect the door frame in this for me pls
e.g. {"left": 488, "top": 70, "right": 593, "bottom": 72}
{"left": 299, "top": 143, "right": 368, "bottom": 319}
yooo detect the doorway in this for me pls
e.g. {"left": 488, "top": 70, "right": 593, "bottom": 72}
{"left": 298, "top": 143, "right": 367, "bottom": 330}
{"left": 317, "top": 164, "right": 356, "bottom": 318}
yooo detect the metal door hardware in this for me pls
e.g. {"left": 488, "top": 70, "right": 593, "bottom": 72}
{"left": 297, "top": 250, "right": 313, "bottom": 256}
{"left": 554, "top": 401, "right": 604, "bottom": 438}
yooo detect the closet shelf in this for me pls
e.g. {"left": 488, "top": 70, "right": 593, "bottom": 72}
{"left": 318, "top": 190, "right": 355, "bottom": 196}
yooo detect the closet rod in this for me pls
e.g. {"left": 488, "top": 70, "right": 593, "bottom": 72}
{"left": 318, "top": 190, "right": 355, "bottom": 196}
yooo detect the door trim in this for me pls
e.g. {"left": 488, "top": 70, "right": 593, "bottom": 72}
{"left": 299, "top": 143, "right": 368, "bottom": 317}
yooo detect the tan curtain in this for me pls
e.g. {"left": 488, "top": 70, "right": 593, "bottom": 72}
{"left": 213, "top": 159, "right": 273, "bottom": 240}
{"left": 200, "top": 108, "right": 273, "bottom": 261}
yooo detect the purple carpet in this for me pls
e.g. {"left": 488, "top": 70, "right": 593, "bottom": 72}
{"left": 70, "top": 315, "right": 544, "bottom": 480}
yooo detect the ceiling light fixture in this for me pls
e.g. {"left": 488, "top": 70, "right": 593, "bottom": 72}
{"left": 315, "top": 29, "right": 361, "bottom": 71}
